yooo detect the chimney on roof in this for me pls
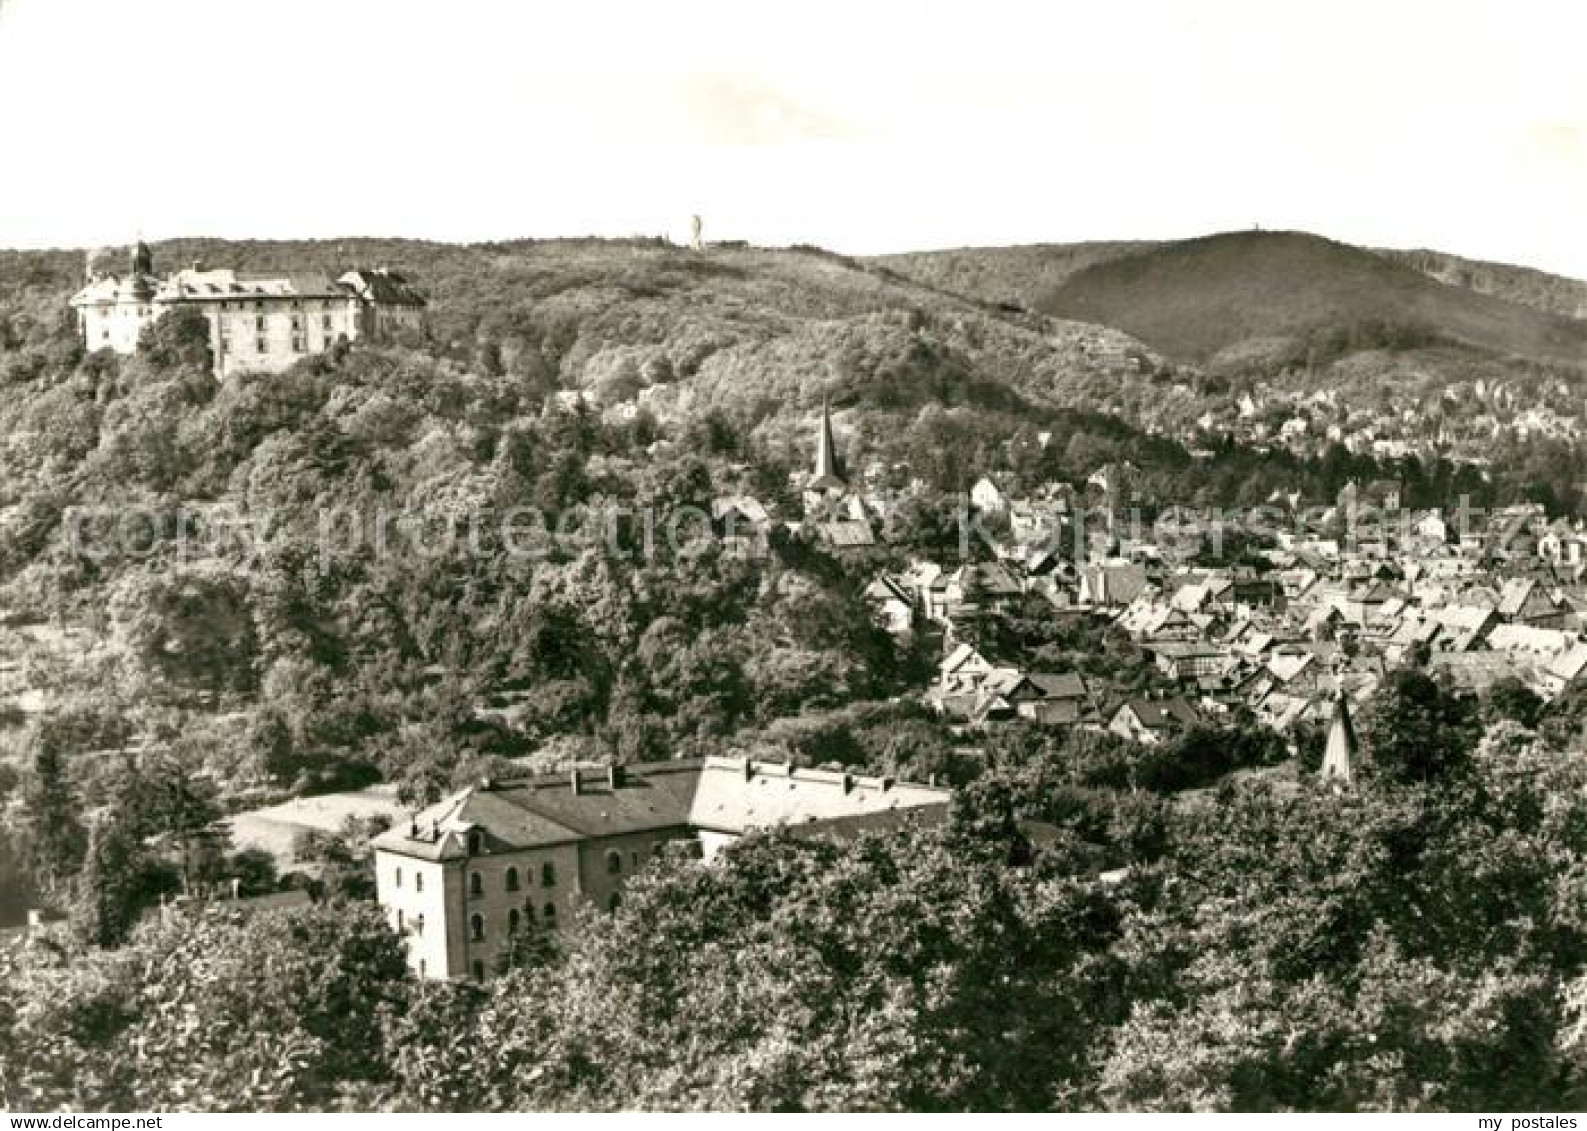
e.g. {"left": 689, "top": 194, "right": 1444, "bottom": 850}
{"left": 191, "top": 259, "right": 204, "bottom": 273}
{"left": 607, "top": 764, "right": 625, "bottom": 790}
{"left": 842, "top": 772, "right": 854, "bottom": 794}
{"left": 742, "top": 757, "right": 754, "bottom": 781}
{"left": 571, "top": 767, "right": 584, "bottom": 795}
{"left": 880, "top": 775, "right": 895, "bottom": 792}
{"left": 409, "top": 819, "right": 418, "bottom": 838}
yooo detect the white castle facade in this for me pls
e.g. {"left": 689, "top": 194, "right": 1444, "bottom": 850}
{"left": 69, "top": 242, "right": 424, "bottom": 377}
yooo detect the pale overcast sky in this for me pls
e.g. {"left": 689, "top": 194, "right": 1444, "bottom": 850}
{"left": 1, "top": 0, "right": 1582, "bottom": 277}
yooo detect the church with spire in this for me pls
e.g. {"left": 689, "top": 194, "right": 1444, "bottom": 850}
{"left": 806, "top": 397, "right": 847, "bottom": 495}
{"left": 799, "top": 397, "right": 876, "bottom": 548}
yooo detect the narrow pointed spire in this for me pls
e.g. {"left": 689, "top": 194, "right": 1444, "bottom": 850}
{"left": 809, "top": 396, "right": 845, "bottom": 489}
{"left": 1321, "top": 688, "right": 1357, "bottom": 786}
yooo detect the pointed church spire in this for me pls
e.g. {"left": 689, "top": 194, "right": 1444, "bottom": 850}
{"left": 1321, "top": 688, "right": 1357, "bottom": 786}
{"left": 809, "top": 396, "right": 845, "bottom": 490}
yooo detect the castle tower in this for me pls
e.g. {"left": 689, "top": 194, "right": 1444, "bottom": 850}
{"left": 84, "top": 247, "right": 113, "bottom": 282}
{"left": 1320, "top": 689, "right": 1357, "bottom": 786}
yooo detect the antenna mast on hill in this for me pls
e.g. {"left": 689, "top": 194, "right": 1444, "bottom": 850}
{"left": 690, "top": 214, "right": 704, "bottom": 251}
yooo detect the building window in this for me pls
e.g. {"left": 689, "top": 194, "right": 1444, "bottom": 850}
{"left": 541, "top": 862, "right": 556, "bottom": 887}
{"left": 396, "top": 909, "right": 405, "bottom": 931}
{"left": 472, "top": 960, "right": 485, "bottom": 983}
{"left": 394, "top": 867, "right": 402, "bottom": 889}
{"left": 505, "top": 867, "right": 519, "bottom": 892}
{"left": 255, "top": 316, "right": 265, "bottom": 331}
{"left": 508, "top": 908, "right": 520, "bottom": 935}
{"left": 631, "top": 850, "right": 640, "bottom": 868}
{"left": 415, "top": 873, "right": 423, "bottom": 893}
{"left": 414, "top": 914, "right": 424, "bottom": 935}
{"left": 419, "top": 959, "right": 426, "bottom": 977}
{"left": 255, "top": 337, "right": 266, "bottom": 353}
{"left": 605, "top": 850, "right": 622, "bottom": 876}
{"left": 470, "top": 913, "right": 484, "bottom": 942}
{"left": 607, "top": 893, "right": 620, "bottom": 912}
{"left": 543, "top": 902, "right": 557, "bottom": 925}
{"left": 292, "top": 336, "right": 304, "bottom": 352}
{"left": 291, "top": 316, "right": 302, "bottom": 330}
{"left": 469, "top": 871, "right": 483, "bottom": 898}
{"left": 323, "top": 314, "right": 332, "bottom": 329}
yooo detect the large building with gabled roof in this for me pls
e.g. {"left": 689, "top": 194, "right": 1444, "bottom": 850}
{"left": 371, "top": 755, "right": 950, "bottom": 982}
{"left": 69, "top": 242, "right": 424, "bottom": 377}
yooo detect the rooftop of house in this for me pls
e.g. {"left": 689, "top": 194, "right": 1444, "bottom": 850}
{"left": 1117, "top": 695, "right": 1201, "bottom": 730}
{"left": 372, "top": 756, "right": 951, "bottom": 861}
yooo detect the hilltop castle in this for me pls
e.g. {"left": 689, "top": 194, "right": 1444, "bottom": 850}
{"left": 69, "top": 241, "right": 425, "bottom": 377}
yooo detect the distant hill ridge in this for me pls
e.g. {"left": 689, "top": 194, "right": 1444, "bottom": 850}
{"left": 873, "top": 231, "right": 1587, "bottom": 370}
{"left": 1037, "top": 230, "right": 1587, "bottom": 367}
{"left": 1373, "top": 247, "right": 1587, "bottom": 321}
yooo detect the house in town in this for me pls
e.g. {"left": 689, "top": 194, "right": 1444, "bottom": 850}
{"left": 1108, "top": 694, "right": 1201, "bottom": 745}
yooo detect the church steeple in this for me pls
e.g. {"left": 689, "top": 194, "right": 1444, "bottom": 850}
{"left": 808, "top": 396, "right": 845, "bottom": 491}
{"left": 1321, "top": 689, "right": 1357, "bottom": 786}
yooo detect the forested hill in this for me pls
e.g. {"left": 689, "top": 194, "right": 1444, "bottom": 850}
{"left": 0, "top": 237, "right": 1171, "bottom": 434}
{"left": 0, "top": 235, "right": 1201, "bottom": 821}
{"left": 1039, "top": 231, "right": 1587, "bottom": 367}
{"left": 1376, "top": 246, "right": 1587, "bottom": 321}
{"left": 0, "top": 234, "right": 1577, "bottom": 820}
{"left": 873, "top": 231, "right": 1587, "bottom": 374}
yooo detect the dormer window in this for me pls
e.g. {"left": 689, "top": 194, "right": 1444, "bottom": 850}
{"left": 467, "top": 830, "right": 482, "bottom": 855}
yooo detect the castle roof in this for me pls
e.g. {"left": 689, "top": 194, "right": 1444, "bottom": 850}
{"left": 71, "top": 265, "right": 425, "bottom": 309}
{"left": 339, "top": 268, "right": 426, "bottom": 307}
